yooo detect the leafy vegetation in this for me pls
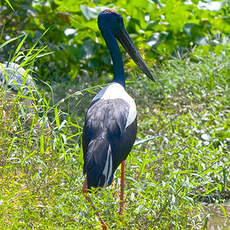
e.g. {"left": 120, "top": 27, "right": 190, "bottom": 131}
{"left": 1, "top": 0, "right": 230, "bottom": 82}
{"left": 0, "top": 0, "right": 230, "bottom": 229}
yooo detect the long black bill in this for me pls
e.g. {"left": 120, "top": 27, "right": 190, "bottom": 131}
{"left": 116, "top": 27, "right": 155, "bottom": 82}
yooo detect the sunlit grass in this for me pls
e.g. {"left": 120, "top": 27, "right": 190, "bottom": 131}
{"left": 0, "top": 46, "right": 230, "bottom": 229}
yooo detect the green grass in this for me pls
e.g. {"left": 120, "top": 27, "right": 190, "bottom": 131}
{"left": 0, "top": 46, "right": 230, "bottom": 229}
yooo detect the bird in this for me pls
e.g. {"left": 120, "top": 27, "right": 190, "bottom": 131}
{"left": 0, "top": 62, "right": 36, "bottom": 95}
{"left": 0, "top": 62, "right": 49, "bottom": 129}
{"left": 0, "top": 62, "right": 37, "bottom": 112}
{"left": 82, "top": 9, "right": 155, "bottom": 228}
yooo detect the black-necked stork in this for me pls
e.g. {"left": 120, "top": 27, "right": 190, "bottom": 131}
{"left": 82, "top": 9, "right": 154, "bottom": 228}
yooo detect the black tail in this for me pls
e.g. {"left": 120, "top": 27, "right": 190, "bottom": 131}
{"left": 83, "top": 136, "right": 113, "bottom": 189}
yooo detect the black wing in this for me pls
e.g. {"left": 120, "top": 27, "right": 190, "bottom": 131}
{"left": 82, "top": 98, "right": 137, "bottom": 188}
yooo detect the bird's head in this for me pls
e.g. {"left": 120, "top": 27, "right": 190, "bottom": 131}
{"left": 98, "top": 9, "right": 155, "bottom": 82}
{"left": 98, "top": 9, "right": 124, "bottom": 36}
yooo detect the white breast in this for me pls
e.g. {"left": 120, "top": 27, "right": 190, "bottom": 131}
{"left": 92, "top": 82, "right": 136, "bottom": 128}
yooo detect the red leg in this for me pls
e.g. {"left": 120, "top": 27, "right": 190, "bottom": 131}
{"left": 119, "top": 160, "right": 125, "bottom": 215}
{"left": 82, "top": 178, "right": 108, "bottom": 229}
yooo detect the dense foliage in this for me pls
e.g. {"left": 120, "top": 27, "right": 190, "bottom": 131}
{"left": 0, "top": 0, "right": 230, "bottom": 229}
{"left": 0, "top": 0, "right": 230, "bottom": 83}
{"left": 0, "top": 48, "right": 229, "bottom": 229}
